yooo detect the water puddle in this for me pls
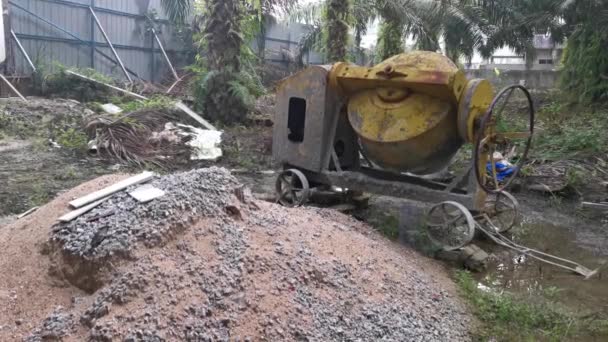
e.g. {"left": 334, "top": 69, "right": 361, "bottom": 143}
{"left": 476, "top": 218, "right": 608, "bottom": 314}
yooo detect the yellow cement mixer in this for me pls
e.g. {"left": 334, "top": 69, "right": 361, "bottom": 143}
{"left": 272, "top": 51, "right": 535, "bottom": 250}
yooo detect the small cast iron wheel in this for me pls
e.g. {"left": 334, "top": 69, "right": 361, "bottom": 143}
{"left": 474, "top": 85, "right": 535, "bottom": 193}
{"left": 483, "top": 191, "right": 521, "bottom": 233}
{"left": 425, "top": 201, "right": 476, "bottom": 251}
{"left": 275, "top": 169, "right": 310, "bottom": 207}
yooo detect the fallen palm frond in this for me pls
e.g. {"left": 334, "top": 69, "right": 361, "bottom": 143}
{"left": 85, "top": 110, "right": 193, "bottom": 168}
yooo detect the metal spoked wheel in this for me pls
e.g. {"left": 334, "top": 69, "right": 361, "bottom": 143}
{"left": 483, "top": 191, "right": 521, "bottom": 233}
{"left": 275, "top": 168, "right": 310, "bottom": 207}
{"left": 425, "top": 201, "right": 476, "bottom": 251}
{"left": 474, "top": 85, "right": 535, "bottom": 193}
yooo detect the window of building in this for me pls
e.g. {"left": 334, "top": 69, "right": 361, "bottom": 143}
{"left": 539, "top": 59, "right": 554, "bottom": 65}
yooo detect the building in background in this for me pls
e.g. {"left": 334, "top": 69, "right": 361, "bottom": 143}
{"left": 466, "top": 34, "right": 565, "bottom": 71}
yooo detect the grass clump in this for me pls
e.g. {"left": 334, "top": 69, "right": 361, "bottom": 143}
{"left": 114, "top": 95, "right": 175, "bottom": 112}
{"left": 56, "top": 128, "right": 88, "bottom": 150}
{"left": 455, "top": 270, "right": 608, "bottom": 341}
{"left": 533, "top": 102, "right": 608, "bottom": 160}
{"left": 32, "top": 63, "right": 115, "bottom": 102}
{"left": 376, "top": 214, "right": 399, "bottom": 241}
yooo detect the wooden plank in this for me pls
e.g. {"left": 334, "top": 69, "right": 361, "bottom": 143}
{"left": 581, "top": 202, "right": 608, "bottom": 211}
{"left": 59, "top": 199, "right": 106, "bottom": 222}
{"left": 174, "top": 101, "right": 217, "bottom": 131}
{"left": 17, "top": 206, "right": 39, "bottom": 219}
{"left": 66, "top": 70, "right": 146, "bottom": 100}
{"left": 0, "top": 74, "right": 27, "bottom": 102}
{"left": 69, "top": 171, "right": 155, "bottom": 209}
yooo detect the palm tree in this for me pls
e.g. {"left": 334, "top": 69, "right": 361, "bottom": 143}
{"left": 457, "top": 0, "right": 607, "bottom": 102}
{"left": 161, "top": 0, "right": 297, "bottom": 123}
{"left": 326, "top": 0, "right": 351, "bottom": 61}
{"left": 288, "top": 0, "right": 354, "bottom": 63}
{"left": 556, "top": 0, "right": 608, "bottom": 103}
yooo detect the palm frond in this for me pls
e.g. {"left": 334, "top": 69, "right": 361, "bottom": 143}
{"left": 160, "top": 0, "right": 192, "bottom": 24}
{"left": 86, "top": 110, "right": 193, "bottom": 168}
{"left": 285, "top": 1, "right": 324, "bottom": 25}
{"left": 297, "top": 24, "right": 324, "bottom": 64}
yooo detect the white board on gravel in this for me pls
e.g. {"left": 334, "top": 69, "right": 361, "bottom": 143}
{"left": 128, "top": 184, "right": 166, "bottom": 203}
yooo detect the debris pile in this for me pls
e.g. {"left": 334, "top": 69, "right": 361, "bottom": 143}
{"left": 0, "top": 168, "right": 472, "bottom": 341}
{"left": 86, "top": 109, "right": 223, "bottom": 166}
{"left": 52, "top": 167, "right": 239, "bottom": 261}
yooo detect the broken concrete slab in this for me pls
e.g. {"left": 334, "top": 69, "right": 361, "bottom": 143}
{"left": 128, "top": 184, "right": 165, "bottom": 203}
{"left": 101, "top": 103, "right": 123, "bottom": 114}
{"left": 175, "top": 124, "right": 222, "bottom": 161}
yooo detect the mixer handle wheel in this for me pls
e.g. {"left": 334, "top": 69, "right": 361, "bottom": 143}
{"left": 474, "top": 85, "right": 535, "bottom": 194}
{"left": 275, "top": 168, "right": 310, "bottom": 207}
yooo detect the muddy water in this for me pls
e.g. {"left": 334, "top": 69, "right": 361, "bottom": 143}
{"left": 0, "top": 139, "right": 112, "bottom": 218}
{"left": 476, "top": 213, "right": 608, "bottom": 316}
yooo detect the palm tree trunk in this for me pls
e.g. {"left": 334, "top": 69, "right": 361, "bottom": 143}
{"left": 204, "top": 0, "right": 243, "bottom": 72}
{"left": 326, "top": 0, "right": 350, "bottom": 62}
{"left": 377, "top": 18, "right": 403, "bottom": 61}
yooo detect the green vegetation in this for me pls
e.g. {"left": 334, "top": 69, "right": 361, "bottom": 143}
{"left": 161, "top": 0, "right": 283, "bottom": 124}
{"left": 533, "top": 103, "right": 608, "bottom": 160}
{"left": 56, "top": 128, "right": 89, "bottom": 150}
{"left": 0, "top": 110, "right": 36, "bottom": 139}
{"left": 375, "top": 214, "right": 400, "bottom": 241}
{"left": 455, "top": 270, "right": 608, "bottom": 341}
{"left": 32, "top": 63, "right": 115, "bottom": 102}
{"left": 28, "top": 182, "right": 50, "bottom": 207}
{"left": 376, "top": 19, "right": 403, "bottom": 61}
{"left": 559, "top": 2, "right": 608, "bottom": 104}
{"left": 112, "top": 95, "right": 176, "bottom": 112}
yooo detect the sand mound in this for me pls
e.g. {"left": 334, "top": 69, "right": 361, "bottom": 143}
{"left": 0, "top": 168, "right": 471, "bottom": 341}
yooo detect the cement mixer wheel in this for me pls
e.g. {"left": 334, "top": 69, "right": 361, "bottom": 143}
{"left": 482, "top": 191, "right": 521, "bottom": 233}
{"left": 474, "top": 84, "right": 535, "bottom": 194}
{"left": 275, "top": 169, "right": 310, "bottom": 207}
{"left": 425, "top": 201, "right": 476, "bottom": 251}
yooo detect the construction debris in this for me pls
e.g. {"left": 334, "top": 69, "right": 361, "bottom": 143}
{"left": 0, "top": 74, "right": 27, "bottom": 102}
{"left": 176, "top": 124, "right": 223, "bottom": 160}
{"left": 100, "top": 103, "right": 123, "bottom": 114}
{"left": 17, "top": 206, "right": 39, "bottom": 219}
{"left": 581, "top": 201, "right": 608, "bottom": 211}
{"left": 174, "top": 101, "right": 217, "bottom": 131}
{"left": 85, "top": 110, "right": 195, "bottom": 166}
{"left": 128, "top": 184, "right": 166, "bottom": 203}
{"left": 66, "top": 70, "right": 145, "bottom": 100}
{"left": 59, "top": 198, "right": 107, "bottom": 222}
{"left": 68, "top": 171, "right": 154, "bottom": 208}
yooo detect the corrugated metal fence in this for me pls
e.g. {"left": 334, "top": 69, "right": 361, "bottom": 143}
{"left": 4, "top": 1, "right": 363, "bottom": 86}
{"left": 7, "top": 0, "right": 189, "bottom": 82}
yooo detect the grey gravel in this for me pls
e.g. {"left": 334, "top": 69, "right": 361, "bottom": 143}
{"left": 27, "top": 167, "right": 471, "bottom": 341}
{"left": 24, "top": 307, "right": 74, "bottom": 342}
{"left": 52, "top": 167, "right": 240, "bottom": 260}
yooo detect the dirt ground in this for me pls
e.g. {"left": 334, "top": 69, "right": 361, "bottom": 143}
{"left": 0, "top": 172, "right": 472, "bottom": 341}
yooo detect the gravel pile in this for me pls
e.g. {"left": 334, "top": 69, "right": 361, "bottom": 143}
{"left": 2, "top": 168, "right": 472, "bottom": 341}
{"left": 24, "top": 307, "right": 74, "bottom": 342}
{"left": 52, "top": 167, "right": 241, "bottom": 260}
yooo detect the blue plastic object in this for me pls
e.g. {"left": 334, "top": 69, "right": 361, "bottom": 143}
{"left": 486, "top": 161, "right": 517, "bottom": 182}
